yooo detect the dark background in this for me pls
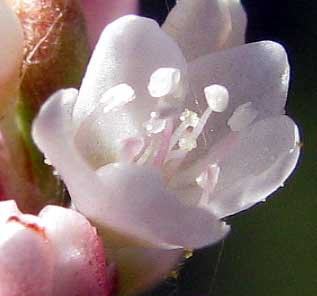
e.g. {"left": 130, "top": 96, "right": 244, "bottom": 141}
{"left": 139, "top": 1, "right": 317, "bottom": 295}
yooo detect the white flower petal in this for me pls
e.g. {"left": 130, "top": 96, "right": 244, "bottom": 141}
{"left": 73, "top": 98, "right": 140, "bottom": 168}
{"left": 33, "top": 89, "right": 229, "bottom": 250}
{"left": 189, "top": 41, "right": 289, "bottom": 117}
{"left": 94, "top": 163, "right": 229, "bottom": 249}
{"left": 32, "top": 89, "right": 109, "bottom": 214}
{"left": 227, "top": 102, "right": 258, "bottom": 131}
{"left": 73, "top": 15, "right": 187, "bottom": 130}
{"left": 207, "top": 116, "right": 300, "bottom": 217}
{"left": 39, "top": 206, "right": 110, "bottom": 296}
{"left": 170, "top": 115, "right": 299, "bottom": 216}
{"left": 0, "top": 216, "right": 54, "bottom": 296}
{"left": 163, "top": 0, "right": 246, "bottom": 61}
{"left": 183, "top": 41, "right": 290, "bottom": 165}
{"left": 32, "top": 88, "right": 79, "bottom": 174}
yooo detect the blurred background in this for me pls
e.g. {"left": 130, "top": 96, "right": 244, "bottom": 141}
{"left": 139, "top": 1, "right": 317, "bottom": 295}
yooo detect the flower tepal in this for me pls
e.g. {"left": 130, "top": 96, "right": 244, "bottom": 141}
{"left": 32, "top": 15, "right": 232, "bottom": 293}
{"left": 32, "top": 1, "right": 300, "bottom": 293}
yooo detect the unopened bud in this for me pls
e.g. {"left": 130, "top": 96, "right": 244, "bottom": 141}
{"left": 7, "top": 0, "right": 90, "bottom": 111}
{"left": 1, "top": 0, "right": 90, "bottom": 212}
{"left": 0, "top": 0, "right": 23, "bottom": 116}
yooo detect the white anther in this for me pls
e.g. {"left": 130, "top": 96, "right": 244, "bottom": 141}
{"left": 168, "top": 109, "right": 199, "bottom": 151}
{"left": 204, "top": 84, "right": 229, "bottom": 112}
{"left": 179, "top": 109, "right": 199, "bottom": 127}
{"left": 148, "top": 67, "right": 181, "bottom": 98}
{"left": 178, "top": 134, "right": 197, "bottom": 152}
{"left": 143, "top": 116, "right": 167, "bottom": 135}
{"left": 150, "top": 112, "right": 159, "bottom": 118}
{"left": 100, "top": 83, "right": 135, "bottom": 113}
{"left": 227, "top": 102, "right": 258, "bottom": 131}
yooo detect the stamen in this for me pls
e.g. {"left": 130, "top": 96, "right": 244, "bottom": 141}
{"left": 148, "top": 67, "right": 181, "bottom": 98}
{"left": 136, "top": 140, "right": 157, "bottom": 165}
{"left": 178, "top": 132, "right": 197, "bottom": 151}
{"left": 143, "top": 112, "right": 167, "bottom": 135}
{"left": 190, "top": 107, "right": 212, "bottom": 139}
{"left": 168, "top": 109, "right": 199, "bottom": 151}
{"left": 179, "top": 85, "right": 229, "bottom": 151}
{"left": 119, "top": 137, "right": 144, "bottom": 163}
{"left": 227, "top": 102, "right": 258, "bottom": 131}
{"left": 152, "top": 120, "right": 174, "bottom": 167}
{"left": 164, "top": 85, "right": 229, "bottom": 175}
{"left": 181, "top": 84, "right": 230, "bottom": 148}
{"left": 180, "top": 109, "right": 200, "bottom": 125}
{"left": 137, "top": 84, "right": 229, "bottom": 183}
{"left": 100, "top": 83, "right": 135, "bottom": 113}
{"left": 139, "top": 114, "right": 173, "bottom": 167}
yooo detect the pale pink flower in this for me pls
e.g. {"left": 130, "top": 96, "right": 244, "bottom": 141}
{"left": 32, "top": 0, "right": 300, "bottom": 293}
{"left": 0, "top": 200, "right": 111, "bottom": 296}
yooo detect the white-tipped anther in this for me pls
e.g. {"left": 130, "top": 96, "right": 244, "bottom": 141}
{"left": 143, "top": 112, "right": 167, "bottom": 135}
{"left": 148, "top": 67, "right": 181, "bottom": 98}
{"left": 179, "top": 109, "right": 199, "bottom": 127}
{"left": 100, "top": 83, "right": 135, "bottom": 113}
{"left": 204, "top": 84, "right": 229, "bottom": 112}
{"left": 178, "top": 135, "right": 197, "bottom": 152}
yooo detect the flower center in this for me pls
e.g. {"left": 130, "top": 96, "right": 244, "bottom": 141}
{"left": 117, "top": 68, "right": 230, "bottom": 185}
{"left": 90, "top": 68, "right": 261, "bottom": 206}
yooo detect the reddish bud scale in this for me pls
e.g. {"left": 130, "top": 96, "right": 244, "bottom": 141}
{"left": 11, "top": 0, "right": 63, "bottom": 67}
{"left": 4, "top": 0, "right": 90, "bottom": 212}
{"left": 8, "top": 0, "right": 90, "bottom": 110}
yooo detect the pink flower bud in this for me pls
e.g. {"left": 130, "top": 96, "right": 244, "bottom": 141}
{"left": 3, "top": 0, "right": 90, "bottom": 212}
{"left": 0, "top": 200, "right": 112, "bottom": 296}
